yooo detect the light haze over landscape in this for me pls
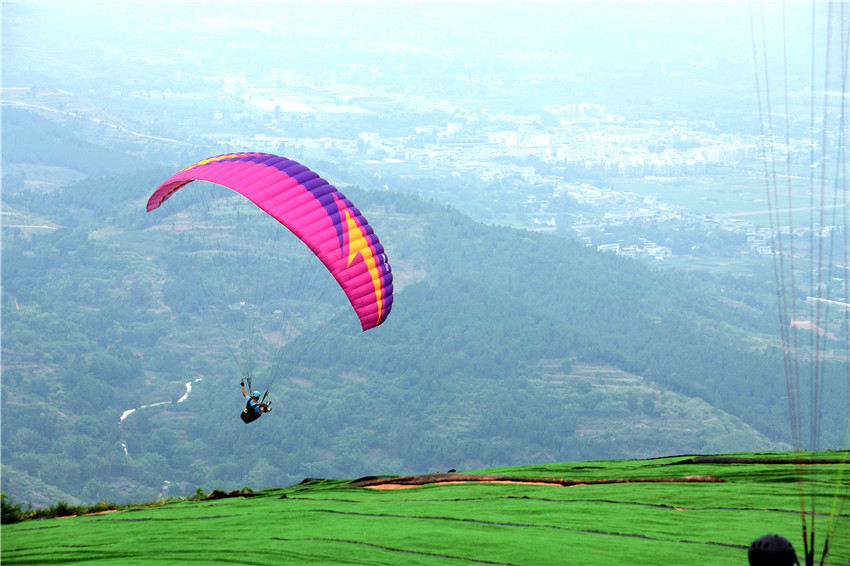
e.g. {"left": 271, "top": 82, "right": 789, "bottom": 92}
{"left": 2, "top": 0, "right": 848, "bottom": 522}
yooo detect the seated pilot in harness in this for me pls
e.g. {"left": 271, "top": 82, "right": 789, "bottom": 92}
{"left": 240, "top": 379, "right": 272, "bottom": 423}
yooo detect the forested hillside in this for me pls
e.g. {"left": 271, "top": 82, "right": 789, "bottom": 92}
{"left": 2, "top": 165, "right": 846, "bottom": 506}
{"left": 1, "top": 108, "right": 154, "bottom": 177}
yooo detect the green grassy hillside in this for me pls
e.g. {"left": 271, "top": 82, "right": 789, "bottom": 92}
{"left": 3, "top": 453, "right": 848, "bottom": 565}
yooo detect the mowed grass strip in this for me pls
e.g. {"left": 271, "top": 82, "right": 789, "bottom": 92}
{"left": 3, "top": 454, "right": 848, "bottom": 565}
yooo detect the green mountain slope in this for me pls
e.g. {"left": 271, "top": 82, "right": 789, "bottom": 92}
{"left": 3, "top": 453, "right": 848, "bottom": 565}
{"left": 1, "top": 108, "right": 153, "bottom": 177}
{"left": 1, "top": 169, "right": 846, "bottom": 506}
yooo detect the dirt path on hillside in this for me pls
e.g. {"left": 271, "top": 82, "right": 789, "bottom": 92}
{"left": 348, "top": 473, "right": 724, "bottom": 489}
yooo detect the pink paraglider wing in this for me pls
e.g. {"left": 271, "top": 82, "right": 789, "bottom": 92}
{"left": 147, "top": 152, "right": 393, "bottom": 330}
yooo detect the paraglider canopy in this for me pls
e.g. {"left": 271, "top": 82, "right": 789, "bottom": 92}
{"left": 147, "top": 152, "right": 393, "bottom": 331}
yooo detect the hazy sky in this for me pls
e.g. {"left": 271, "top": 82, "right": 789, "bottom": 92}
{"left": 2, "top": 1, "right": 844, "bottom": 139}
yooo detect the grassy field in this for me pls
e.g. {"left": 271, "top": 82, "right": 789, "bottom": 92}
{"left": 3, "top": 452, "right": 848, "bottom": 565}
{"left": 608, "top": 171, "right": 826, "bottom": 228}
